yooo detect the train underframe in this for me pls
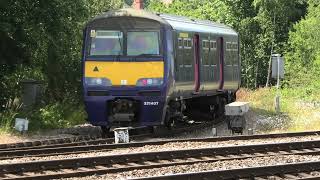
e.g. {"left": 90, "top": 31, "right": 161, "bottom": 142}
{"left": 95, "top": 91, "right": 236, "bottom": 136}
{"left": 164, "top": 92, "right": 236, "bottom": 129}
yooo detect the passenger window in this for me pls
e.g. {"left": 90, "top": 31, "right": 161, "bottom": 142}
{"left": 178, "top": 38, "right": 183, "bottom": 49}
{"left": 203, "top": 40, "right": 209, "bottom": 50}
{"left": 184, "top": 38, "right": 192, "bottom": 49}
{"left": 226, "top": 42, "right": 232, "bottom": 51}
{"left": 202, "top": 40, "right": 206, "bottom": 48}
{"left": 210, "top": 41, "right": 217, "bottom": 50}
{"left": 188, "top": 39, "right": 192, "bottom": 47}
{"left": 184, "top": 39, "right": 188, "bottom": 47}
{"left": 233, "top": 43, "right": 238, "bottom": 51}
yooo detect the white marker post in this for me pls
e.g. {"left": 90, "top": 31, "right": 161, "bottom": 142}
{"left": 113, "top": 127, "right": 129, "bottom": 144}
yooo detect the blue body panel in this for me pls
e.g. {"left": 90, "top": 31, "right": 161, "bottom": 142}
{"left": 84, "top": 93, "right": 166, "bottom": 126}
{"left": 82, "top": 8, "right": 239, "bottom": 127}
{"left": 82, "top": 25, "right": 173, "bottom": 127}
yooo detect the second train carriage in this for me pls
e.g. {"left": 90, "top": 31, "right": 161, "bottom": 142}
{"left": 82, "top": 8, "right": 240, "bottom": 132}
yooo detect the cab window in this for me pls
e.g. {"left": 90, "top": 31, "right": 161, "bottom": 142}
{"left": 90, "top": 30, "right": 123, "bottom": 56}
{"left": 127, "top": 31, "right": 160, "bottom": 56}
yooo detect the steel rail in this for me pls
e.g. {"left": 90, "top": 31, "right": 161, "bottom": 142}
{"left": 131, "top": 161, "right": 320, "bottom": 180}
{"left": 1, "top": 140, "right": 320, "bottom": 179}
{"left": 1, "top": 128, "right": 319, "bottom": 152}
{"left": 1, "top": 130, "right": 320, "bottom": 160}
{"left": 0, "top": 126, "right": 154, "bottom": 151}
{"left": 0, "top": 122, "right": 206, "bottom": 151}
{"left": 0, "top": 135, "right": 99, "bottom": 150}
{"left": 0, "top": 133, "right": 152, "bottom": 153}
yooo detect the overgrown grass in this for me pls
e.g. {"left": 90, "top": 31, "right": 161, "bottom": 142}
{"left": 0, "top": 109, "right": 19, "bottom": 133}
{"left": 0, "top": 101, "right": 87, "bottom": 133}
{"left": 237, "top": 87, "right": 320, "bottom": 132}
{"left": 26, "top": 102, "right": 87, "bottom": 131}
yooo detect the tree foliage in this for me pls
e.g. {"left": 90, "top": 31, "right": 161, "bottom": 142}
{"left": 0, "top": 0, "right": 122, "bottom": 109}
{"left": 285, "top": 0, "right": 320, "bottom": 88}
{"left": 0, "top": 0, "right": 318, "bottom": 122}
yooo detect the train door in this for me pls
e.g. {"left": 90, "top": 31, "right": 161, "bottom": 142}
{"left": 224, "top": 40, "right": 234, "bottom": 89}
{"left": 176, "top": 32, "right": 194, "bottom": 92}
{"left": 193, "top": 34, "right": 200, "bottom": 92}
{"left": 176, "top": 37, "right": 184, "bottom": 83}
{"left": 201, "top": 37, "right": 210, "bottom": 90}
{"left": 232, "top": 39, "right": 240, "bottom": 87}
{"left": 217, "top": 37, "right": 224, "bottom": 90}
{"left": 209, "top": 38, "right": 219, "bottom": 89}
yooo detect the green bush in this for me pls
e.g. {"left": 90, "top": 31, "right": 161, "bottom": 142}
{"left": 0, "top": 100, "right": 86, "bottom": 132}
{"left": 25, "top": 101, "right": 87, "bottom": 131}
{"left": 0, "top": 100, "right": 22, "bottom": 132}
{"left": 0, "top": 109, "right": 18, "bottom": 132}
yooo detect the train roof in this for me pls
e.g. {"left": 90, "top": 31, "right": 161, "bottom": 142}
{"left": 89, "top": 8, "right": 238, "bottom": 36}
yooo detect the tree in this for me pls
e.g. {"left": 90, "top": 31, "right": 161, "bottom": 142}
{"left": 253, "top": 0, "right": 307, "bottom": 87}
{"left": 285, "top": 0, "right": 320, "bottom": 88}
{"left": 0, "top": 0, "right": 122, "bottom": 109}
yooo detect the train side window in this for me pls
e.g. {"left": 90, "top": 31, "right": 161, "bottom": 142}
{"left": 183, "top": 39, "right": 188, "bottom": 48}
{"left": 184, "top": 38, "right": 192, "bottom": 49}
{"left": 226, "top": 42, "right": 232, "bottom": 51}
{"left": 178, "top": 38, "right": 183, "bottom": 49}
{"left": 210, "top": 41, "right": 217, "bottom": 51}
{"left": 188, "top": 39, "right": 192, "bottom": 47}
{"left": 232, "top": 42, "right": 239, "bottom": 65}
{"left": 203, "top": 40, "right": 209, "bottom": 50}
{"left": 232, "top": 42, "right": 238, "bottom": 51}
{"left": 225, "top": 42, "right": 233, "bottom": 65}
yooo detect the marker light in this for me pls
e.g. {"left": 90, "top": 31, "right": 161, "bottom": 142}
{"left": 96, "top": 78, "right": 102, "bottom": 85}
{"left": 85, "top": 77, "right": 112, "bottom": 86}
{"left": 136, "top": 78, "right": 163, "bottom": 86}
{"left": 142, "top": 79, "right": 147, "bottom": 86}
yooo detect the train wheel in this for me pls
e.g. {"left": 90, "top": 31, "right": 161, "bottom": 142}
{"left": 218, "top": 97, "right": 227, "bottom": 118}
{"left": 164, "top": 109, "right": 175, "bottom": 130}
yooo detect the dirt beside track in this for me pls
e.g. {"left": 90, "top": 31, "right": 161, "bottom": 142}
{"left": 0, "top": 133, "right": 26, "bottom": 144}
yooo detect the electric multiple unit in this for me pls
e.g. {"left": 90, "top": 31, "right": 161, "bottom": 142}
{"left": 82, "top": 8, "right": 240, "bottom": 132}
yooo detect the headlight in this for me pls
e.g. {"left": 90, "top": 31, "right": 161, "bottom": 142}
{"left": 136, "top": 78, "right": 163, "bottom": 86}
{"left": 85, "top": 77, "right": 112, "bottom": 86}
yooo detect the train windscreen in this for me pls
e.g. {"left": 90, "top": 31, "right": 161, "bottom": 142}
{"left": 127, "top": 31, "right": 160, "bottom": 56}
{"left": 89, "top": 30, "right": 123, "bottom": 56}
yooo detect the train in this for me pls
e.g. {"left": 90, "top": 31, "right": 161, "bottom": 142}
{"left": 82, "top": 8, "right": 240, "bottom": 134}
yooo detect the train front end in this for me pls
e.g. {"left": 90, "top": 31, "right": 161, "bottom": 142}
{"left": 82, "top": 9, "right": 171, "bottom": 130}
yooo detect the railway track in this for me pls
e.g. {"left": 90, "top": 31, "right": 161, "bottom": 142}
{"left": 0, "top": 130, "right": 320, "bottom": 160}
{"left": 0, "top": 121, "right": 211, "bottom": 151}
{"left": 0, "top": 126, "right": 155, "bottom": 150}
{"left": 0, "top": 135, "right": 100, "bottom": 150}
{"left": 1, "top": 139, "right": 320, "bottom": 179}
{"left": 133, "top": 161, "right": 320, "bottom": 180}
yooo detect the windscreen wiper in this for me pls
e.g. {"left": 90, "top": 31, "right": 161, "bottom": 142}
{"left": 135, "top": 53, "right": 158, "bottom": 57}
{"left": 116, "top": 33, "right": 123, "bottom": 61}
{"left": 133, "top": 53, "right": 158, "bottom": 61}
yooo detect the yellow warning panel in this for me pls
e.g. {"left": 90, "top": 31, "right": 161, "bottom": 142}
{"left": 85, "top": 61, "right": 164, "bottom": 86}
